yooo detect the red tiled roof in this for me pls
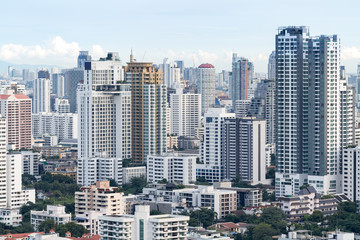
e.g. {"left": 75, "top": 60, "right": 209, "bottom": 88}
{"left": 0, "top": 95, "right": 10, "bottom": 99}
{"left": 1, "top": 232, "right": 44, "bottom": 238}
{"left": 14, "top": 94, "right": 30, "bottom": 99}
{"left": 198, "top": 63, "right": 215, "bottom": 69}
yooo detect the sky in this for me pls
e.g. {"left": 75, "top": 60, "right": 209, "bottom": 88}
{"left": 1, "top": 0, "right": 360, "bottom": 73}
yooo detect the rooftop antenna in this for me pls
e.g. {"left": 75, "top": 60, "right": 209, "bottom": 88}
{"left": 142, "top": 50, "right": 147, "bottom": 62}
{"left": 130, "top": 48, "right": 134, "bottom": 63}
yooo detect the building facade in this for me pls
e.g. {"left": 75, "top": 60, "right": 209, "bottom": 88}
{"left": 0, "top": 94, "right": 32, "bottom": 150}
{"left": 125, "top": 56, "right": 167, "bottom": 164}
{"left": 197, "top": 64, "right": 216, "bottom": 114}
{"left": 33, "top": 71, "right": 51, "bottom": 113}
{"left": 31, "top": 205, "right": 71, "bottom": 231}
{"left": 231, "top": 54, "right": 253, "bottom": 108}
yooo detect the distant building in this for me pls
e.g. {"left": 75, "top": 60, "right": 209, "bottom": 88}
{"left": 33, "top": 71, "right": 51, "bottom": 113}
{"left": 54, "top": 98, "right": 70, "bottom": 113}
{"left": 7, "top": 151, "right": 40, "bottom": 176}
{"left": 63, "top": 68, "right": 84, "bottom": 113}
{"left": 197, "top": 64, "right": 216, "bottom": 114}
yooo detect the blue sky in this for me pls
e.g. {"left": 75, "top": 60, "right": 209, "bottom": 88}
{"left": 1, "top": 0, "right": 360, "bottom": 73}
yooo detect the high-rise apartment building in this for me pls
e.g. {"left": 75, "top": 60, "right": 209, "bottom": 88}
{"left": 197, "top": 108, "right": 235, "bottom": 182}
{"left": 222, "top": 117, "right": 266, "bottom": 183}
{"left": 275, "top": 26, "right": 352, "bottom": 197}
{"left": 197, "top": 64, "right": 215, "bottom": 114}
{"left": 231, "top": 54, "right": 253, "bottom": 109}
{"left": 342, "top": 144, "right": 360, "bottom": 203}
{"left": 77, "top": 53, "right": 131, "bottom": 185}
{"left": 268, "top": 51, "right": 276, "bottom": 80}
{"left": 125, "top": 55, "right": 167, "bottom": 164}
{"left": 0, "top": 94, "right": 32, "bottom": 150}
{"left": 54, "top": 98, "right": 70, "bottom": 113}
{"left": 33, "top": 70, "right": 51, "bottom": 113}
{"left": 170, "top": 89, "right": 201, "bottom": 137}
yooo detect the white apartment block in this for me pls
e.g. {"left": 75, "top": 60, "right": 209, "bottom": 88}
{"left": 122, "top": 166, "right": 146, "bottom": 184}
{"left": 142, "top": 185, "right": 237, "bottom": 219}
{"left": 170, "top": 90, "right": 201, "bottom": 137}
{"left": 33, "top": 77, "right": 50, "bottom": 113}
{"left": 342, "top": 144, "right": 360, "bottom": 202}
{"left": 75, "top": 181, "right": 125, "bottom": 235}
{"left": 31, "top": 205, "right": 71, "bottom": 231}
{"left": 54, "top": 98, "right": 70, "bottom": 113}
{"left": 197, "top": 108, "right": 235, "bottom": 182}
{"left": 0, "top": 117, "right": 35, "bottom": 226}
{"left": 77, "top": 157, "right": 122, "bottom": 186}
{"left": 99, "top": 205, "right": 189, "bottom": 240}
{"left": 77, "top": 56, "right": 131, "bottom": 185}
{"left": 147, "top": 153, "right": 197, "bottom": 185}
{"left": 197, "top": 64, "right": 216, "bottom": 114}
{"left": 33, "top": 112, "right": 78, "bottom": 141}
{"left": 265, "top": 144, "right": 275, "bottom": 167}
{"left": 0, "top": 209, "right": 22, "bottom": 226}
{"left": 7, "top": 151, "right": 40, "bottom": 176}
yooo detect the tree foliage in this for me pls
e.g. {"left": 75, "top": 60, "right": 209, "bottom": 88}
{"left": 56, "top": 222, "right": 88, "bottom": 237}
{"left": 38, "top": 219, "right": 56, "bottom": 233}
{"left": 188, "top": 208, "right": 217, "bottom": 228}
{"left": 120, "top": 176, "right": 148, "bottom": 195}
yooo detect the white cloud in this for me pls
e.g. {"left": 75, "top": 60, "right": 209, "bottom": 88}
{"left": 342, "top": 46, "right": 360, "bottom": 60}
{"left": 91, "top": 45, "right": 106, "bottom": 60}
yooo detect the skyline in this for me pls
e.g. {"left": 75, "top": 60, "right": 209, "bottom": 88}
{"left": 1, "top": 0, "right": 360, "bottom": 73}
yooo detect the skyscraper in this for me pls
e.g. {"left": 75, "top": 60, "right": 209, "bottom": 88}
{"left": 77, "top": 53, "right": 132, "bottom": 185}
{"left": 275, "top": 26, "right": 351, "bottom": 197}
{"left": 197, "top": 63, "right": 215, "bottom": 114}
{"left": 268, "top": 51, "right": 276, "bottom": 80}
{"left": 0, "top": 94, "right": 32, "bottom": 150}
{"left": 52, "top": 73, "right": 65, "bottom": 97}
{"left": 231, "top": 54, "right": 253, "bottom": 109}
{"left": 125, "top": 54, "right": 167, "bottom": 164}
{"left": 33, "top": 70, "right": 51, "bottom": 113}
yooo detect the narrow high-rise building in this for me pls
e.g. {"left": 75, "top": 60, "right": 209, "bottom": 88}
{"left": 159, "top": 58, "right": 181, "bottom": 88}
{"left": 231, "top": 54, "right": 253, "bottom": 109}
{"left": 197, "top": 63, "right": 215, "bottom": 114}
{"left": 170, "top": 89, "right": 201, "bottom": 137}
{"left": 125, "top": 54, "right": 167, "bottom": 164}
{"left": 196, "top": 108, "right": 235, "bottom": 182}
{"left": 63, "top": 68, "right": 84, "bottom": 113}
{"left": 222, "top": 117, "right": 266, "bottom": 183}
{"left": 52, "top": 73, "right": 65, "bottom": 97}
{"left": 0, "top": 94, "right": 32, "bottom": 150}
{"left": 275, "top": 26, "right": 350, "bottom": 197}
{"left": 77, "top": 53, "right": 132, "bottom": 185}
{"left": 33, "top": 70, "right": 50, "bottom": 113}
{"left": 268, "top": 51, "right": 276, "bottom": 80}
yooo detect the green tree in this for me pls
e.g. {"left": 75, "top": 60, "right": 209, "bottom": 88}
{"left": 109, "top": 179, "right": 118, "bottom": 187}
{"left": 38, "top": 219, "right": 56, "bottom": 233}
{"left": 159, "top": 178, "right": 168, "bottom": 184}
{"left": 253, "top": 223, "right": 277, "bottom": 240}
{"left": 309, "top": 210, "right": 323, "bottom": 222}
{"left": 189, "top": 208, "right": 217, "bottom": 228}
{"left": 56, "top": 222, "right": 88, "bottom": 237}
{"left": 259, "top": 207, "right": 286, "bottom": 233}
{"left": 121, "top": 176, "right": 147, "bottom": 195}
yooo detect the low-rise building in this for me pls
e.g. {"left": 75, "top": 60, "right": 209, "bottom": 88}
{"left": 99, "top": 205, "right": 189, "bottom": 240}
{"left": 278, "top": 186, "right": 349, "bottom": 220}
{"left": 147, "top": 153, "right": 197, "bottom": 185}
{"left": 30, "top": 205, "right": 71, "bottom": 231}
{"left": 122, "top": 166, "right": 146, "bottom": 184}
{"left": 0, "top": 209, "right": 22, "bottom": 226}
